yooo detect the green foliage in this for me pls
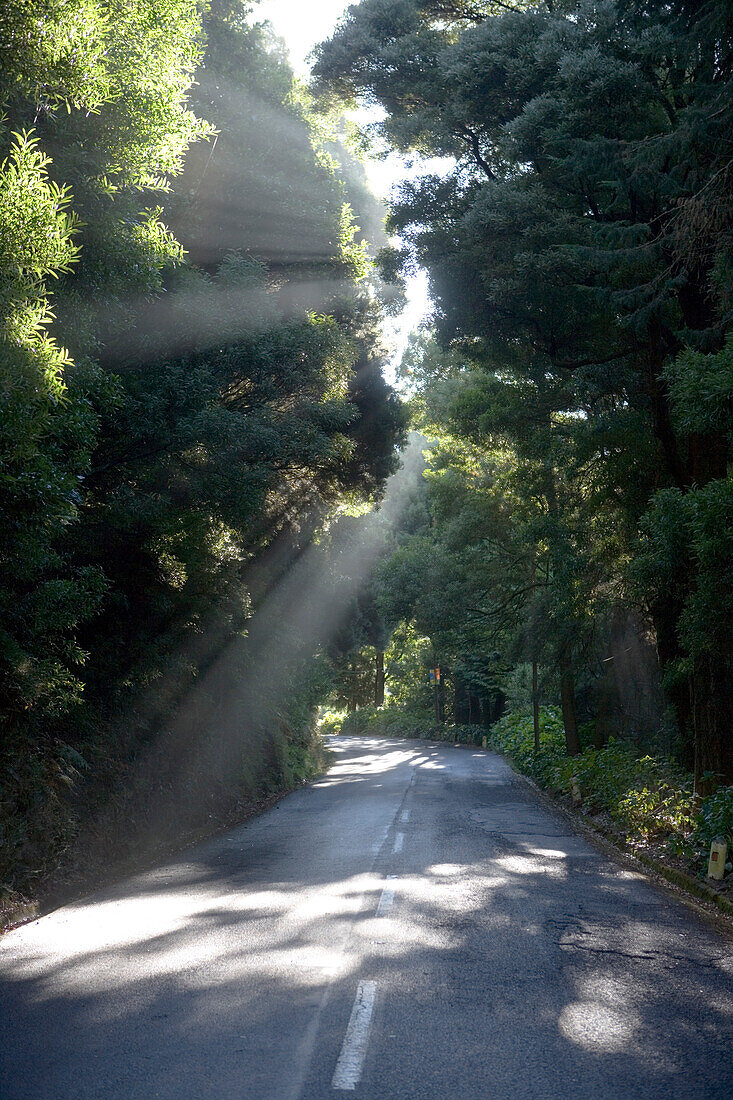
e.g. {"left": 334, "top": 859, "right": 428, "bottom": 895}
{"left": 338, "top": 702, "right": 433, "bottom": 740}
{"left": 665, "top": 338, "right": 733, "bottom": 441}
{"left": 0, "top": 0, "right": 406, "bottom": 899}
{"left": 382, "top": 621, "right": 433, "bottom": 707}
{"left": 691, "top": 787, "right": 733, "bottom": 866}
{"left": 0, "top": 732, "right": 89, "bottom": 888}
{"left": 443, "top": 723, "right": 485, "bottom": 745}
{"left": 0, "top": 127, "right": 106, "bottom": 720}
{"left": 315, "top": 0, "right": 733, "bottom": 780}
{"left": 330, "top": 649, "right": 378, "bottom": 712}
{"left": 551, "top": 747, "right": 695, "bottom": 841}
{"left": 493, "top": 701, "right": 733, "bottom": 883}
{"left": 636, "top": 480, "right": 733, "bottom": 662}
{"left": 0, "top": 0, "right": 112, "bottom": 113}
{"left": 487, "top": 706, "right": 703, "bottom": 850}
{"left": 486, "top": 707, "right": 567, "bottom": 778}
{"left": 318, "top": 709, "right": 346, "bottom": 737}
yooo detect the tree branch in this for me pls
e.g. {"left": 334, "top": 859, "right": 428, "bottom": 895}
{"left": 455, "top": 123, "right": 496, "bottom": 180}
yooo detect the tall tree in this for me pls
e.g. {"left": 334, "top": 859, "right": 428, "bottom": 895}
{"left": 0, "top": 0, "right": 407, "bottom": 892}
{"left": 315, "top": 0, "right": 733, "bottom": 779}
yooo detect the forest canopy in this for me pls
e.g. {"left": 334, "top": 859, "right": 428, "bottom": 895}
{"left": 314, "top": 0, "right": 732, "bottom": 785}
{"left": 0, "top": 0, "right": 406, "bottom": 896}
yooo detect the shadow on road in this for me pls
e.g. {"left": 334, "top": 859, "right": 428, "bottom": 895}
{"left": 1, "top": 737, "right": 731, "bottom": 1098}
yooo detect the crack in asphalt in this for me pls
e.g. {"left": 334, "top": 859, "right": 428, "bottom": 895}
{"left": 555, "top": 940, "right": 731, "bottom": 968}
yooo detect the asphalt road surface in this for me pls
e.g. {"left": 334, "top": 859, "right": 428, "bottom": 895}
{"left": 2, "top": 736, "right": 732, "bottom": 1099}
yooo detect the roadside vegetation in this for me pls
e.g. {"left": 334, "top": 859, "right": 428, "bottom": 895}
{"left": 3, "top": 0, "right": 732, "bottom": 921}
{"left": 315, "top": 0, "right": 733, "bottom": 899}
{"left": 485, "top": 709, "right": 733, "bottom": 891}
{"left": 0, "top": 0, "right": 405, "bottom": 917}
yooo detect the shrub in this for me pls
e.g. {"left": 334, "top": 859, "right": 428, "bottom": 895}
{"left": 336, "top": 703, "right": 434, "bottom": 740}
{"left": 487, "top": 707, "right": 697, "bottom": 841}
{"left": 440, "top": 724, "right": 486, "bottom": 745}
{"left": 486, "top": 707, "right": 567, "bottom": 784}
{"left": 317, "top": 710, "right": 345, "bottom": 737}
{"left": 689, "top": 786, "right": 733, "bottom": 873}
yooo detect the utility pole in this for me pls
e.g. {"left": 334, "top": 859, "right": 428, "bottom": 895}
{"left": 532, "top": 659, "right": 540, "bottom": 755}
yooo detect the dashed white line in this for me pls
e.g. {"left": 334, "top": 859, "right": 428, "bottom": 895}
{"left": 370, "top": 825, "right": 390, "bottom": 855}
{"left": 376, "top": 875, "right": 397, "bottom": 917}
{"left": 332, "top": 980, "right": 377, "bottom": 1091}
{"left": 393, "top": 832, "right": 404, "bottom": 853}
{"left": 400, "top": 809, "right": 410, "bottom": 823}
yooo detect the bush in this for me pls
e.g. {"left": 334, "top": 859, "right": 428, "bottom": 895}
{"left": 486, "top": 707, "right": 567, "bottom": 783}
{"left": 546, "top": 743, "right": 695, "bottom": 839}
{"left": 336, "top": 703, "right": 433, "bottom": 740}
{"left": 317, "top": 710, "right": 346, "bottom": 737}
{"left": 339, "top": 706, "right": 380, "bottom": 736}
{"left": 487, "top": 707, "right": 697, "bottom": 841}
{"left": 434, "top": 723, "right": 486, "bottom": 745}
{"left": 689, "top": 786, "right": 733, "bottom": 873}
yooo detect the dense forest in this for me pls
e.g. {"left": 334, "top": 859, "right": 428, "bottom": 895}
{"left": 1, "top": 0, "right": 732, "bottom": 909}
{"left": 0, "top": 0, "right": 406, "bottom": 901}
{"left": 315, "top": 0, "right": 733, "bottom": 790}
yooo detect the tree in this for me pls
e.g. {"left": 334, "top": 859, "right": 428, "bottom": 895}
{"left": 1, "top": 0, "right": 407, "bottom": 893}
{"left": 314, "top": 0, "right": 733, "bottom": 778}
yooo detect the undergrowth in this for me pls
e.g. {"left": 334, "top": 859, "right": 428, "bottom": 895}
{"left": 325, "top": 704, "right": 434, "bottom": 741}
{"left": 2, "top": 674, "right": 329, "bottom": 917}
{"left": 487, "top": 707, "right": 733, "bottom": 882}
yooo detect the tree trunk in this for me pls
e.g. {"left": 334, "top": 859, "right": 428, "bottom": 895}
{"left": 560, "top": 662, "right": 581, "bottom": 755}
{"left": 532, "top": 660, "right": 540, "bottom": 754}
{"left": 453, "top": 675, "right": 470, "bottom": 724}
{"left": 692, "top": 654, "right": 733, "bottom": 790}
{"left": 374, "top": 649, "right": 385, "bottom": 707}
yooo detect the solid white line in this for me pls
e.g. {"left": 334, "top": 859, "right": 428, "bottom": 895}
{"left": 400, "top": 809, "right": 410, "bottom": 823}
{"left": 376, "top": 875, "right": 397, "bottom": 917}
{"left": 393, "top": 832, "right": 404, "bottom": 853}
{"left": 332, "top": 980, "right": 377, "bottom": 1091}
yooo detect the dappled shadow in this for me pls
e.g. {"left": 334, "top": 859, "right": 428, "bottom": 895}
{"left": 1, "top": 736, "right": 731, "bottom": 1099}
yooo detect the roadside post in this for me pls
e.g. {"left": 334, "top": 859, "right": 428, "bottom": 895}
{"left": 707, "top": 837, "right": 728, "bottom": 881}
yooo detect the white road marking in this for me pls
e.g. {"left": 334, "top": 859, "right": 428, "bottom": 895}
{"left": 400, "top": 809, "right": 410, "bottom": 823}
{"left": 393, "top": 832, "right": 404, "bottom": 853}
{"left": 371, "top": 825, "right": 390, "bottom": 855}
{"left": 284, "top": 880, "right": 373, "bottom": 1100}
{"left": 376, "top": 876, "right": 397, "bottom": 917}
{"left": 332, "top": 980, "right": 378, "bottom": 1091}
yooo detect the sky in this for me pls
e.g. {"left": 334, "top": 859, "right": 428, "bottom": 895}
{"left": 254, "top": 0, "right": 433, "bottom": 378}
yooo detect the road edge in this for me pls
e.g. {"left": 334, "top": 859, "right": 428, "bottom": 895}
{"left": 506, "top": 756, "right": 733, "bottom": 936}
{"left": 411, "top": 732, "right": 733, "bottom": 936}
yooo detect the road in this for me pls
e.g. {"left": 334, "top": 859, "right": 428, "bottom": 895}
{"left": 1, "top": 736, "right": 731, "bottom": 1099}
